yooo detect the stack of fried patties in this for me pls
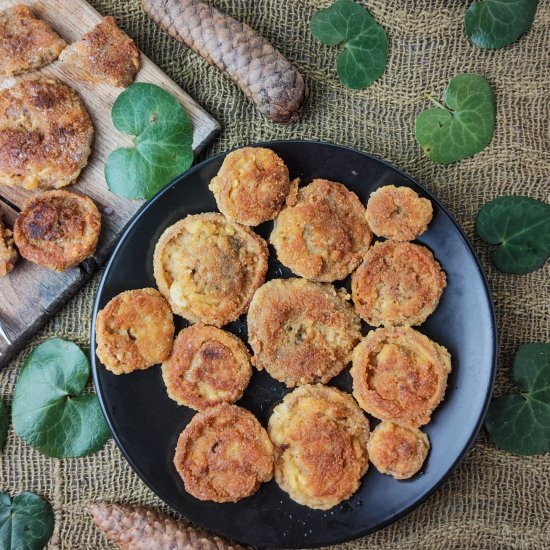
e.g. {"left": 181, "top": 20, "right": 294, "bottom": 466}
{"left": 96, "top": 146, "right": 451, "bottom": 509}
{"left": 0, "top": 5, "right": 140, "bottom": 276}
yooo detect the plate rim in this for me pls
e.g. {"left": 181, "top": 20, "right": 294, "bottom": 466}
{"left": 91, "top": 139, "right": 498, "bottom": 548}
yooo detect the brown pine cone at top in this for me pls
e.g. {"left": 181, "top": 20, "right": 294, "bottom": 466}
{"left": 90, "top": 502, "right": 252, "bottom": 550}
{"left": 142, "top": 0, "right": 308, "bottom": 123}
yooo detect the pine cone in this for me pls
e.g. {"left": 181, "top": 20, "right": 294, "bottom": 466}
{"left": 142, "top": 0, "right": 309, "bottom": 123}
{"left": 89, "top": 502, "right": 251, "bottom": 550}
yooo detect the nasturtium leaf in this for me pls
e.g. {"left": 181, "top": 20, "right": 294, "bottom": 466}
{"left": 476, "top": 196, "right": 550, "bottom": 274}
{"left": 465, "top": 0, "right": 538, "bottom": 49}
{"left": 0, "top": 399, "right": 8, "bottom": 451}
{"left": 415, "top": 74, "right": 495, "bottom": 164}
{"left": 0, "top": 491, "right": 54, "bottom": 550}
{"left": 105, "top": 83, "right": 193, "bottom": 200}
{"left": 485, "top": 343, "right": 550, "bottom": 456}
{"left": 12, "top": 338, "right": 110, "bottom": 458}
{"left": 310, "top": 0, "right": 388, "bottom": 89}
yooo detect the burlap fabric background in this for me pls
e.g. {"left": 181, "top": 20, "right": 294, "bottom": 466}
{"left": 1, "top": 1, "right": 549, "bottom": 548}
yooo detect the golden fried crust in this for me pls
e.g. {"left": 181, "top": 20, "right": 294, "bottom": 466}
{"left": 60, "top": 16, "right": 140, "bottom": 87}
{"left": 209, "top": 147, "right": 296, "bottom": 226}
{"left": 367, "top": 421, "right": 429, "bottom": 480}
{"left": 271, "top": 179, "right": 372, "bottom": 282}
{"left": 351, "top": 241, "right": 446, "bottom": 327}
{"left": 0, "top": 5, "right": 66, "bottom": 77}
{"left": 351, "top": 327, "right": 451, "bottom": 428}
{"left": 153, "top": 213, "right": 268, "bottom": 327}
{"left": 96, "top": 288, "right": 175, "bottom": 375}
{"left": 268, "top": 384, "right": 369, "bottom": 510}
{"left": 247, "top": 278, "right": 361, "bottom": 387}
{"left": 0, "top": 77, "right": 94, "bottom": 190}
{"left": 162, "top": 324, "right": 252, "bottom": 411}
{"left": 365, "top": 185, "right": 433, "bottom": 241}
{"left": 0, "top": 213, "right": 17, "bottom": 276}
{"left": 174, "top": 403, "right": 274, "bottom": 502}
{"left": 14, "top": 190, "right": 101, "bottom": 271}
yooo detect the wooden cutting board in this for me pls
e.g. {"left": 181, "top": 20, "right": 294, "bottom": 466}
{"left": 0, "top": 0, "right": 220, "bottom": 366}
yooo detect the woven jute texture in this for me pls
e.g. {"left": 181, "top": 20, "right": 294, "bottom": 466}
{"left": 1, "top": 1, "right": 549, "bottom": 548}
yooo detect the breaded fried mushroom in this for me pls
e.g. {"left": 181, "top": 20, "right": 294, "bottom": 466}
{"left": 14, "top": 190, "right": 101, "bottom": 271}
{"left": 0, "top": 5, "right": 66, "bottom": 77}
{"left": 268, "top": 384, "right": 369, "bottom": 510}
{"left": 367, "top": 421, "right": 429, "bottom": 480}
{"left": 351, "top": 241, "right": 446, "bottom": 327}
{"left": 174, "top": 403, "right": 274, "bottom": 502}
{"left": 351, "top": 326, "right": 451, "bottom": 428}
{"left": 153, "top": 213, "right": 268, "bottom": 327}
{"left": 247, "top": 278, "right": 361, "bottom": 387}
{"left": 0, "top": 213, "right": 17, "bottom": 276}
{"left": 96, "top": 288, "right": 174, "bottom": 375}
{"left": 59, "top": 16, "right": 140, "bottom": 87}
{"left": 162, "top": 324, "right": 252, "bottom": 411}
{"left": 209, "top": 147, "right": 297, "bottom": 226}
{"left": 0, "top": 77, "right": 94, "bottom": 190}
{"left": 271, "top": 179, "right": 372, "bottom": 281}
{"left": 365, "top": 185, "right": 433, "bottom": 241}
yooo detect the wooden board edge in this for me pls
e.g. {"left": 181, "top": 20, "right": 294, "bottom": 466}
{"left": 0, "top": 268, "right": 93, "bottom": 369}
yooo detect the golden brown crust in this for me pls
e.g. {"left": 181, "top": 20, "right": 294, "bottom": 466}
{"left": 162, "top": 324, "right": 252, "bottom": 411}
{"left": 0, "top": 5, "right": 66, "bottom": 77}
{"left": 209, "top": 147, "right": 294, "bottom": 226}
{"left": 174, "top": 403, "right": 274, "bottom": 502}
{"left": 351, "top": 327, "right": 451, "bottom": 428}
{"left": 14, "top": 190, "right": 101, "bottom": 271}
{"left": 367, "top": 421, "right": 429, "bottom": 480}
{"left": 351, "top": 241, "right": 446, "bottom": 326}
{"left": 0, "top": 213, "right": 17, "bottom": 276}
{"left": 153, "top": 213, "right": 268, "bottom": 327}
{"left": 271, "top": 179, "right": 372, "bottom": 282}
{"left": 268, "top": 384, "right": 369, "bottom": 510}
{"left": 365, "top": 185, "right": 433, "bottom": 241}
{"left": 247, "top": 278, "right": 361, "bottom": 387}
{"left": 60, "top": 16, "right": 140, "bottom": 87}
{"left": 96, "top": 288, "right": 175, "bottom": 375}
{"left": 0, "top": 77, "right": 94, "bottom": 190}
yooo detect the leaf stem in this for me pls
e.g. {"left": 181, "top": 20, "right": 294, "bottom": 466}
{"left": 424, "top": 92, "right": 453, "bottom": 114}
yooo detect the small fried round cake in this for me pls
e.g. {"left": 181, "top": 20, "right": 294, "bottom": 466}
{"left": 351, "top": 241, "right": 446, "bottom": 327}
{"left": 271, "top": 179, "right": 372, "bottom": 282}
{"left": 247, "top": 278, "right": 361, "bottom": 387}
{"left": 162, "top": 324, "right": 252, "bottom": 411}
{"left": 153, "top": 213, "right": 268, "bottom": 327}
{"left": 14, "top": 190, "right": 101, "bottom": 271}
{"left": 351, "top": 326, "right": 451, "bottom": 427}
{"left": 96, "top": 288, "right": 174, "bottom": 375}
{"left": 367, "top": 421, "right": 429, "bottom": 480}
{"left": 209, "top": 147, "right": 296, "bottom": 226}
{"left": 174, "top": 403, "right": 274, "bottom": 502}
{"left": 0, "top": 213, "right": 17, "bottom": 277}
{"left": 0, "top": 5, "right": 66, "bottom": 77}
{"left": 0, "top": 77, "right": 94, "bottom": 190}
{"left": 365, "top": 185, "right": 433, "bottom": 242}
{"left": 268, "top": 384, "right": 369, "bottom": 510}
{"left": 60, "top": 16, "right": 140, "bottom": 87}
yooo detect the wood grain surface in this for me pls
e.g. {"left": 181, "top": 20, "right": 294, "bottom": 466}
{"left": 0, "top": 0, "right": 220, "bottom": 365}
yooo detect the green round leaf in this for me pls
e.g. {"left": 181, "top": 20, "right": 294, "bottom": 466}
{"left": 485, "top": 343, "right": 550, "bottom": 456}
{"left": 465, "top": 0, "right": 538, "bottom": 49}
{"left": 476, "top": 196, "right": 550, "bottom": 274}
{"left": 105, "top": 83, "right": 194, "bottom": 200}
{"left": 0, "top": 399, "right": 8, "bottom": 451}
{"left": 415, "top": 73, "right": 495, "bottom": 164}
{"left": 310, "top": 0, "right": 388, "bottom": 89}
{"left": 12, "top": 338, "right": 110, "bottom": 458}
{"left": 0, "top": 491, "right": 54, "bottom": 550}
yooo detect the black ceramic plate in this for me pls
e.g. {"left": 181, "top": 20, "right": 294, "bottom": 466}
{"left": 91, "top": 141, "right": 497, "bottom": 549}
